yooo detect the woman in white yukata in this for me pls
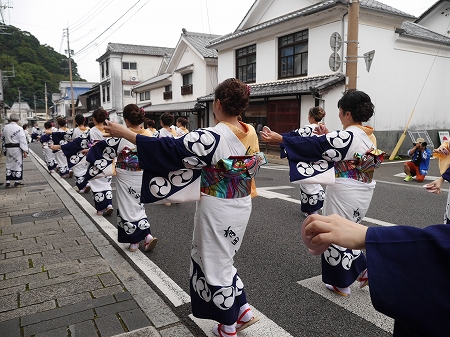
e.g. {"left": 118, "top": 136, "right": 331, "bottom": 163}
{"left": 88, "top": 108, "right": 114, "bottom": 216}
{"left": 261, "top": 89, "right": 384, "bottom": 297}
{"left": 40, "top": 121, "right": 58, "bottom": 173}
{"left": 104, "top": 78, "right": 264, "bottom": 336}
{"left": 81, "top": 104, "right": 157, "bottom": 252}
{"left": 54, "top": 118, "right": 73, "bottom": 178}
{"left": 295, "top": 106, "right": 326, "bottom": 216}
{"left": 70, "top": 114, "right": 91, "bottom": 193}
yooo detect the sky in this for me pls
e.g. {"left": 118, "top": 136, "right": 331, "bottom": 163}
{"left": 1, "top": 0, "right": 438, "bottom": 82}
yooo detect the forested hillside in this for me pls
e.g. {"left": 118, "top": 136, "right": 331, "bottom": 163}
{"left": 0, "top": 25, "right": 85, "bottom": 110}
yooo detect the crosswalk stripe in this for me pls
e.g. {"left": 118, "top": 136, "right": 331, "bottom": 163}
{"left": 298, "top": 276, "right": 394, "bottom": 333}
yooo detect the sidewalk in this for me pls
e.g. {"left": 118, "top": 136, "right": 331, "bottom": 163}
{"left": 0, "top": 151, "right": 195, "bottom": 337}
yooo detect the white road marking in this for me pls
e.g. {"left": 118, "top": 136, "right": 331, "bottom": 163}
{"left": 190, "top": 305, "right": 294, "bottom": 337}
{"left": 393, "top": 172, "right": 440, "bottom": 181}
{"left": 298, "top": 276, "right": 394, "bottom": 333}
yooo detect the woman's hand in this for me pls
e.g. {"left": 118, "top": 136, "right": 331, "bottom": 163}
{"left": 260, "top": 126, "right": 283, "bottom": 143}
{"left": 104, "top": 121, "right": 137, "bottom": 144}
{"left": 424, "top": 177, "right": 444, "bottom": 194}
{"left": 304, "top": 214, "right": 368, "bottom": 250}
{"left": 313, "top": 123, "right": 329, "bottom": 135}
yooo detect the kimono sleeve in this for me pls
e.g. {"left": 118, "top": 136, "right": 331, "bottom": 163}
{"left": 51, "top": 131, "right": 73, "bottom": 145}
{"left": 136, "top": 129, "right": 219, "bottom": 204}
{"left": 282, "top": 130, "right": 353, "bottom": 185}
{"left": 366, "top": 225, "right": 450, "bottom": 335}
{"left": 60, "top": 134, "right": 91, "bottom": 169}
{"left": 83, "top": 138, "right": 120, "bottom": 181}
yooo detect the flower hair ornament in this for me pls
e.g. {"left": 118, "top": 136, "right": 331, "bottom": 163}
{"left": 140, "top": 107, "right": 145, "bottom": 113}
{"left": 246, "top": 84, "right": 251, "bottom": 96}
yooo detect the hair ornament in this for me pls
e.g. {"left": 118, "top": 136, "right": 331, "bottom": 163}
{"left": 246, "top": 84, "right": 251, "bottom": 96}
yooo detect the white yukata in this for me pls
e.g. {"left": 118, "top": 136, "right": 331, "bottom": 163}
{"left": 52, "top": 128, "right": 74, "bottom": 177}
{"left": 286, "top": 123, "right": 325, "bottom": 214}
{"left": 39, "top": 132, "right": 57, "bottom": 172}
{"left": 281, "top": 125, "right": 383, "bottom": 288}
{"left": 2, "top": 122, "right": 28, "bottom": 182}
{"left": 136, "top": 123, "right": 265, "bottom": 325}
{"left": 87, "top": 126, "right": 113, "bottom": 212}
{"left": 70, "top": 127, "right": 90, "bottom": 189}
{"left": 81, "top": 128, "right": 154, "bottom": 243}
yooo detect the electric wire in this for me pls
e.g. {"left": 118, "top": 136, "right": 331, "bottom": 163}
{"left": 74, "top": 0, "right": 149, "bottom": 62}
{"left": 75, "top": 0, "right": 142, "bottom": 56}
{"left": 70, "top": 0, "right": 115, "bottom": 34}
{"left": 69, "top": 0, "right": 111, "bottom": 32}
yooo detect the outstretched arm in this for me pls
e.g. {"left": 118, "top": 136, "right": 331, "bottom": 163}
{"left": 259, "top": 126, "right": 283, "bottom": 143}
{"left": 104, "top": 121, "right": 136, "bottom": 144}
{"left": 303, "top": 214, "right": 368, "bottom": 250}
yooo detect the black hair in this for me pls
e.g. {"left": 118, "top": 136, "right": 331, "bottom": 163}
{"left": 160, "top": 112, "right": 174, "bottom": 127}
{"left": 337, "top": 89, "right": 374, "bottom": 122}
{"left": 214, "top": 78, "right": 250, "bottom": 116}
{"left": 123, "top": 104, "right": 146, "bottom": 125}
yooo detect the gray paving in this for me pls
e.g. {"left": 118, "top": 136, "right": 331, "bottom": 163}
{"left": 0, "top": 151, "right": 194, "bottom": 337}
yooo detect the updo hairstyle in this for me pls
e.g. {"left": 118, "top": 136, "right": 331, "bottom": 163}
{"left": 160, "top": 112, "right": 174, "bottom": 127}
{"left": 57, "top": 118, "right": 67, "bottom": 127}
{"left": 92, "top": 108, "right": 108, "bottom": 124}
{"left": 144, "top": 118, "right": 156, "bottom": 129}
{"left": 177, "top": 117, "right": 188, "bottom": 127}
{"left": 44, "top": 121, "right": 52, "bottom": 129}
{"left": 123, "top": 104, "right": 145, "bottom": 126}
{"left": 338, "top": 89, "right": 374, "bottom": 123}
{"left": 308, "top": 106, "right": 325, "bottom": 122}
{"left": 214, "top": 78, "right": 250, "bottom": 116}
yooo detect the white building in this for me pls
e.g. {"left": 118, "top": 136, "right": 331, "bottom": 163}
{"left": 132, "top": 30, "right": 220, "bottom": 130}
{"left": 200, "top": 0, "right": 450, "bottom": 155}
{"left": 8, "top": 102, "right": 33, "bottom": 126}
{"left": 53, "top": 81, "right": 97, "bottom": 125}
{"left": 95, "top": 43, "right": 174, "bottom": 122}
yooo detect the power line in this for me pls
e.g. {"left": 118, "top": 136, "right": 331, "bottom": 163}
{"left": 75, "top": 0, "right": 142, "bottom": 56}
{"left": 70, "top": 0, "right": 115, "bottom": 33}
{"left": 75, "top": 0, "right": 149, "bottom": 60}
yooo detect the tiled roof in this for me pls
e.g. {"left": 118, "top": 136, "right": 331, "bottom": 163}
{"left": 183, "top": 32, "right": 220, "bottom": 58}
{"left": 395, "top": 21, "right": 450, "bottom": 45}
{"left": 197, "top": 73, "right": 345, "bottom": 101}
{"left": 208, "top": 0, "right": 415, "bottom": 47}
{"left": 106, "top": 43, "right": 174, "bottom": 56}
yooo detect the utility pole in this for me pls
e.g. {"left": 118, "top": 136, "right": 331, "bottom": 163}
{"left": 18, "top": 88, "right": 21, "bottom": 123}
{"left": 65, "top": 27, "right": 75, "bottom": 125}
{"left": 45, "top": 82, "right": 48, "bottom": 121}
{"left": 346, "top": 0, "right": 359, "bottom": 90}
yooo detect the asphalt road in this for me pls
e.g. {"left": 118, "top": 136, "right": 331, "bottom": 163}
{"left": 29, "top": 142, "right": 447, "bottom": 336}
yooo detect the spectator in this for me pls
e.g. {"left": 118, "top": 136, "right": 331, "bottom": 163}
{"left": 403, "top": 138, "right": 431, "bottom": 182}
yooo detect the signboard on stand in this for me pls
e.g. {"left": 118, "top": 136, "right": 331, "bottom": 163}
{"left": 439, "top": 131, "right": 449, "bottom": 144}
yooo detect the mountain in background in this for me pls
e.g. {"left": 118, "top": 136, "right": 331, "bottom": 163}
{"left": 0, "top": 25, "right": 86, "bottom": 110}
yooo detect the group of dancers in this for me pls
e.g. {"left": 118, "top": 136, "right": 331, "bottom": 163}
{"left": 32, "top": 77, "right": 448, "bottom": 336}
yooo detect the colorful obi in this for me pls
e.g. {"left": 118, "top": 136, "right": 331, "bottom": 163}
{"left": 334, "top": 149, "right": 385, "bottom": 183}
{"left": 116, "top": 146, "right": 141, "bottom": 171}
{"left": 201, "top": 154, "right": 264, "bottom": 199}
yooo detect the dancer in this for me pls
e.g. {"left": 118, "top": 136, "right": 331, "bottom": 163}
{"left": 40, "top": 122, "right": 58, "bottom": 173}
{"left": 2, "top": 113, "right": 28, "bottom": 188}
{"left": 303, "top": 213, "right": 450, "bottom": 336}
{"left": 158, "top": 112, "right": 177, "bottom": 138}
{"left": 144, "top": 118, "right": 159, "bottom": 137}
{"left": 104, "top": 78, "right": 265, "bottom": 336}
{"left": 71, "top": 114, "right": 91, "bottom": 194}
{"left": 261, "top": 89, "right": 384, "bottom": 297}
{"left": 81, "top": 104, "right": 157, "bottom": 252}
{"left": 296, "top": 106, "right": 326, "bottom": 216}
{"left": 53, "top": 118, "right": 73, "bottom": 178}
{"left": 176, "top": 117, "right": 189, "bottom": 136}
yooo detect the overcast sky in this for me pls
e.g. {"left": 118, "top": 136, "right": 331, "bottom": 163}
{"left": 2, "top": 0, "right": 438, "bottom": 83}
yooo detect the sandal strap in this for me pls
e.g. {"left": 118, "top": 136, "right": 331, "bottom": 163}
{"left": 236, "top": 308, "right": 251, "bottom": 325}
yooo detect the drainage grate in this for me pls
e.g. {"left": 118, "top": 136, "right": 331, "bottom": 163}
{"left": 32, "top": 210, "right": 62, "bottom": 218}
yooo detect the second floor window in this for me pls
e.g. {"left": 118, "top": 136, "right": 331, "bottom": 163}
{"left": 139, "top": 91, "right": 150, "bottom": 101}
{"left": 124, "top": 90, "right": 131, "bottom": 97}
{"left": 164, "top": 85, "right": 172, "bottom": 100}
{"left": 181, "top": 73, "right": 193, "bottom": 95}
{"left": 106, "top": 85, "right": 110, "bottom": 102}
{"left": 101, "top": 62, "right": 105, "bottom": 78}
{"left": 102, "top": 87, "right": 105, "bottom": 103}
{"left": 278, "top": 30, "right": 308, "bottom": 79}
{"left": 236, "top": 44, "right": 256, "bottom": 83}
{"left": 106, "top": 59, "right": 109, "bottom": 76}
{"left": 123, "top": 62, "right": 137, "bottom": 70}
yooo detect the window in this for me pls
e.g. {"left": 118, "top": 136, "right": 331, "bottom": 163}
{"left": 278, "top": 30, "right": 308, "bottom": 79}
{"left": 102, "top": 87, "right": 105, "bottom": 103}
{"left": 181, "top": 73, "right": 193, "bottom": 95}
{"left": 106, "top": 85, "right": 110, "bottom": 102}
{"left": 101, "top": 62, "right": 105, "bottom": 78}
{"left": 139, "top": 91, "right": 150, "bottom": 101}
{"left": 122, "top": 62, "right": 137, "bottom": 70}
{"left": 164, "top": 85, "right": 172, "bottom": 100}
{"left": 236, "top": 44, "right": 256, "bottom": 83}
{"left": 106, "top": 59, "right": 109, "bottom": 76}
{"left": 124, "top": 90, "right": 131, "bottom": 97}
